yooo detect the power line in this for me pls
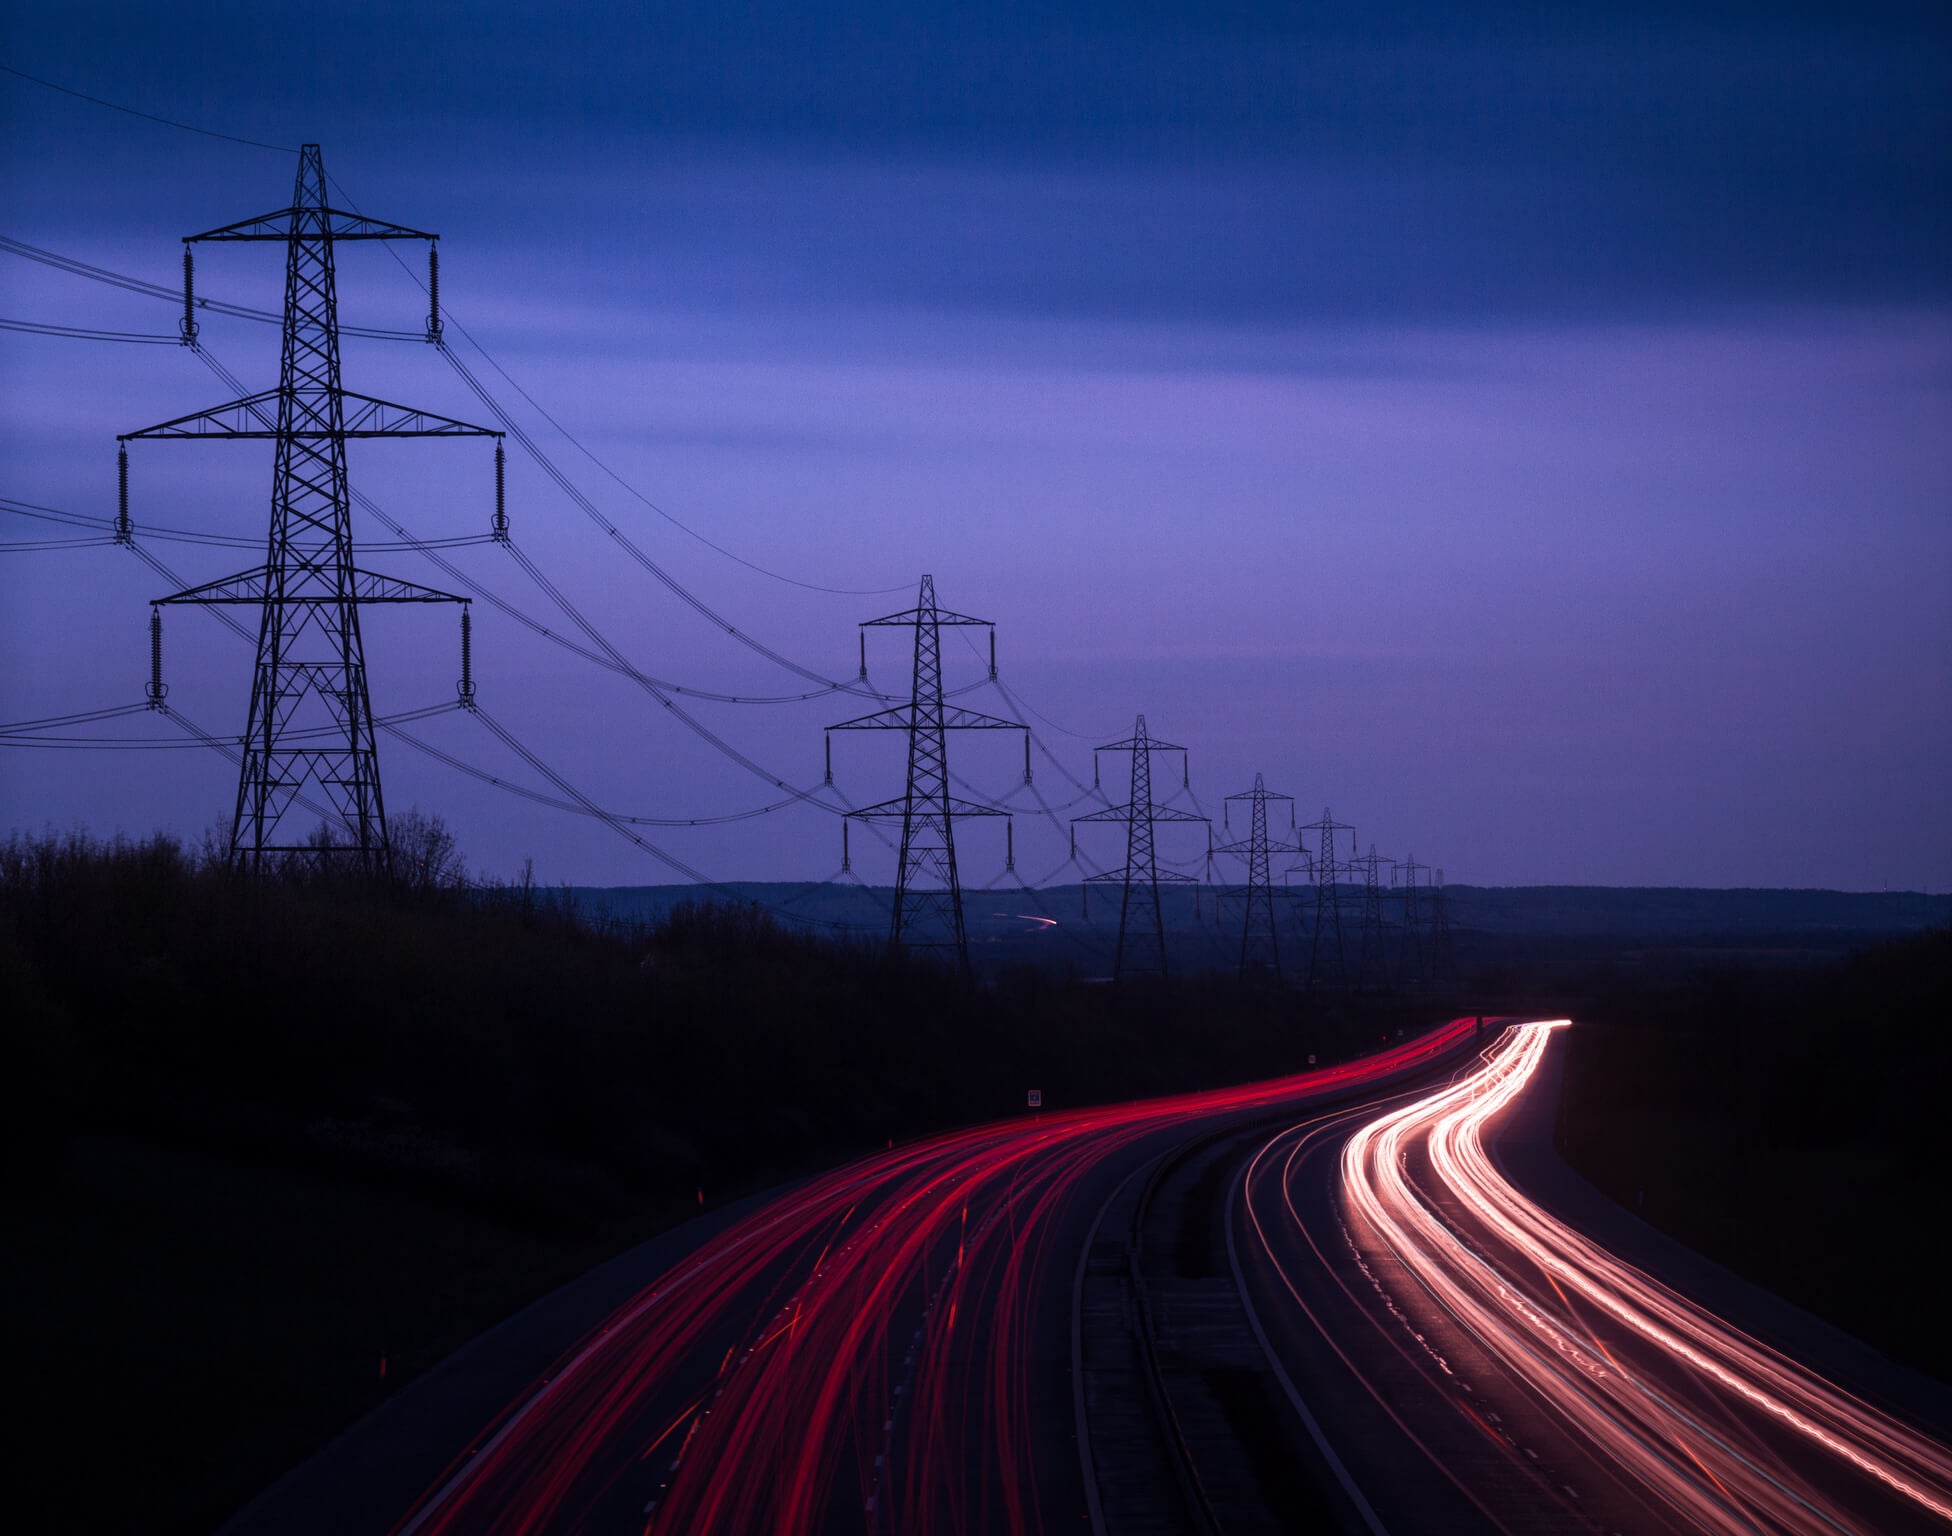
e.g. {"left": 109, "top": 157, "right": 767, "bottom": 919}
{"left": 325, "top": 170, "right": 911, "bottom": 599}
{"left": 0, "top": 534, "right": 119, "bottom": 551}
{"left": 3, "top": 492, "right": 495, "bottom": 551}
{"left": 6, "top": 87, "right": 888, "bottom": 608}
{"left": 826, "top": 575, "right": 1022, "bottom": 968}
{"left": 0, "top": 316, "right": 177, "bottom": 343}
{"left": 0, "top": 235, "right": 423, "bottom": 340}
{"left": 1071, "top": 715, "right": 1208, "bottom": 980}
{"left": 0, "top": 62, "right": 294, "bottom": 153}
{"left": 117, "top": 144, "right": 502, "bottom": 870}
{"left": 184, "top": 343, "right": 877, "bottom": 710}
{"left": 434, "top": 341, "right": 879, "bottom": 688}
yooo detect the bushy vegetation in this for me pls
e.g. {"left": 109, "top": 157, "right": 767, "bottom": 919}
{"left": 8, "top": 827, "right": 1943, "bottom": 1530}
{"left": 0, "top": 826, "right": 1440, "bottom": 1226}
{"left": 1, "top": 826, "right": 1455, "bottom": 1535}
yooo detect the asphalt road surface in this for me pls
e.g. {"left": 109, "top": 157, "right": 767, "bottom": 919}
{"left": 227, "top": 1019, "right": 1483, "bottom": 1535}
{"left": 1235, "top": 1021, "right": 1952, "bottom": 1536}
{"left": 229, "top": 1016, "right": 1952, "bottom": 1534}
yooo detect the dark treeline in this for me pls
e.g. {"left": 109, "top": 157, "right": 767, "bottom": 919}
{"left": 1560, "top": 922, "right": 1952, "bottom": 1385}
{"left": 2, "top": 827, "right": 1445, "bottom": 1230}
{"left": 11, "top": 827, "right": 1944, "bottom": 1534}
{"left": 3, "top": 825, "right": 1461, "bottom": 1536}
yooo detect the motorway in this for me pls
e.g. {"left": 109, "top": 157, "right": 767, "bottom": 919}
{"left": 224, "top": 1014, "right": 1952, "bottom": 1535}
{"left": 1236, "top": 1021, "right": 1952, "bottom": 1536}
{"left": 381, "top": 1019, "right": 1485, "bottom": 1536}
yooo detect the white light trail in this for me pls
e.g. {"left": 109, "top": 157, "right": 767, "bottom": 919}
{"left": 1330, "top": 1022, "right": 1952, "bottom": 1534}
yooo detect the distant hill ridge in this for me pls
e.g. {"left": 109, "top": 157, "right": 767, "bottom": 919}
{"left": 567, "top": 883, "right": 1951, "bottom": 940}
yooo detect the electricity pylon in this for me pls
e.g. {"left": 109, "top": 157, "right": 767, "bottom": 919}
{"left": 1351, "top": 842, "right": 1397, "bottom": 990}
{"left": 1213, "top": 773, "right": 1299, "bottom": 980}
{"left": 119, "top": 144, "right": 499, "bottom": 872}
{"left": 827, "top": 575, "right": 1021, "bottom": 970}
{"left": 1289, "top": 807, "right": 1355, "bottom": 990}
{"left": 1071, "top": 715, "right": 1207, "bottom": 981}
{"left": 1396, "top": 852, "right": 1427, "bottom": 985}
{"left": 1430, "top": 866, "right": 1455, "bottom": 981}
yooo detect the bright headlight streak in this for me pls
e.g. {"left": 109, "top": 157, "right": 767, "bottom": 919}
{"left": 1336, "top": 1022, "right": 1952, "bottom": 1534}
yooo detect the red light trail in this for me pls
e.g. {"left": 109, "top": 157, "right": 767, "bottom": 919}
{"left": 1245, "top": 1021, "right": 1952, "bottom": 1535}
{"left": 392, "top": 1018, "right": 1483, "bottom": 1535}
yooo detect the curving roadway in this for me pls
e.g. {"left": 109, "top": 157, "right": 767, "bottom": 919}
{"left": 1237, "top": 1020, "right": 1952, "bottom": 1536}
{"left": 386, "top": 1019, "right": 1485, "bottom": 1535}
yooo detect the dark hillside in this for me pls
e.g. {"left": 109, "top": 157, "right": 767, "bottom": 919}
{"left": 0, "top": 830, "right": 1453, "bottom": 1536}
{"left": 1560, "top": 924, "right": 1952, "bottom": 1385}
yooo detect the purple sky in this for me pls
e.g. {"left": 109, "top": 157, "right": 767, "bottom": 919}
{"left": 3, "top": 2, "right": 1949, "bottom": 890}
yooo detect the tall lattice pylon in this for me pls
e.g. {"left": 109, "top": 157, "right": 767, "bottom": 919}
{"left": 1428, "top": 865, "right": 1456, "bottom": 982}
{"left": 1395, "top": 852, "right": 1428, "bottom": 985}
{"left": 1213, "top": 773, "right": 1299, "bottom": 980}
{"left": 1288, "top": 806, "right": 1356, "bottom": 990}
{"left": 827, "top": 575, "right": 1022, "bottom": 970}
{"left": 1071, "top": 715, "right": 1208, "bottom": 981}
{"left": 120, "top": 144, "right": 499, "bottom": 872}
{"left": 1351, "top": 842, "right": 1398, "bottom": 990}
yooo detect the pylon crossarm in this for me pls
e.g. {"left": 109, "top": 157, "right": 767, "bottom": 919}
{"left": 845, "top": 794, "right": 1008, "bottom": 821}
{"left": 1214, "top": 835, "right": 1304, "bottom": 857}
{"left": 154, "top": 566, "right": 467, "bottom": 605}
{"left": 829, "top": 704, "right": 1019, "bottom": 732}
{"left": 336, "top": 392, "right": 498, "bottom": 436}
{"left": 860, "top": 607, "right": 991, "bottom": 628}
{"left": 940, "top": 706, "right": 1020, "bottom": 731}
{"left": 119, "top": 390, "right": 498, "bottom": 440}
{"left": 1083, "top": 867, "right": 1199, "bottom": 885}
{"left": 1073, "top": 802, "right": 1207, "bottom": 826}
{"left": 345, "top": 569, "right": 469, "bottom": 603}
{"left": 120, "top": 389, "right": 282, "bottom": 439}
{"left": 1077, "top": 800, "right": 1210, "bottom": 823}
{"left": 186, "top": 208, "right": 437, "bottom": 243}
{"left": 827, "top": 705, "right": 913, "bottom": 732}
{"left": 1094, "top": 732, "right": 1186, "bottom": 753}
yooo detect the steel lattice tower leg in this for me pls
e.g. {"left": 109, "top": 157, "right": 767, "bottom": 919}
{"left": 1430, "top": 867, "right": 1454, "bottom": 982}
{"left": 891, "top": 577, "right": 961, "bottom": 951}
{"left": 1073, "top": 715, "right": 1206, "bottom": 982}
{"left": 1215, "top": 772, "right": 1298, "bottom": 981}
{"left": 828, "top": 575, "right": 1022, "bottom": 971}
{"left": 119, "top": 144, "right": 500, "bottom": 875}
{"left": 1303, "top": 807, "right": 1355, "bottom": 991}
{"left": 1398, "top": 852, "right": 1427, "bottom": 985}
{"left": 1239, "top": 779, "right": 1274, "bottom": 975}
{"left": 1355, "top": 843, "right": 1394, "bottom": 990}
{"left": 1118, "top": 716, "right": 1164, "bottom": 978}
{"left": 238, "top": 148, "right": 377, "bottom": 868}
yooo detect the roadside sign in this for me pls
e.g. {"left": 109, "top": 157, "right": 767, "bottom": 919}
{"left": 1307, "top": 1054, "right": 1316, "bottom": 1066}
{"left": 1027, "top": 1089, "right": 1043, "bottom": 1108}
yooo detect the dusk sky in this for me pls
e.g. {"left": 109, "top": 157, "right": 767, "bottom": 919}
{"left": 2, "top": 0, "right": 1948, "bottom": 890}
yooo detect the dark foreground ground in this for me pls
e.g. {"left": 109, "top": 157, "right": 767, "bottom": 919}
{"left": 1558, "top": 922, "right": 1952, "bottom": 1386}
{"left": 2, "top": 831, "right": 1945, "bottom": 1534}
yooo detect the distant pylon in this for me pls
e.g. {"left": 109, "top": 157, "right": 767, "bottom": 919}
{"left": 119, "top": 144, "right": 500, "bottom": 872}
{"left": 827, "top": 575, "right": 1022, "bottom": 970}
{"left": 1213, "top": 773, "right": 1299, "bottom": 980}
{"left": 1288, "top": 807, "right": 1356, "bottom": 990}
{"left": 1396, "top": 851, "right": 1427, "bottom": 985}
{"left": 1430, "top": 866, "right": 1455, "bottom": 981}
{"left": 1352, "top": 842, "right": 1397, "bottom": 990}
{"left": 1072, "top": 715, "right": 1208, "bottom": 980}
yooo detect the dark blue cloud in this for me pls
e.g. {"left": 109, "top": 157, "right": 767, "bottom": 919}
{"left": 7, "top": 0, "right": 1948, "bottom": 321}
